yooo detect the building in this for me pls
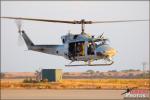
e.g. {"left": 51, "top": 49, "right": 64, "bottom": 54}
{"left": 36, "top": 69, "right": 62, "bottom": 82}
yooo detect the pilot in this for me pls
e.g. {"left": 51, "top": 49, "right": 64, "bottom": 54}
{"left": 88, "top": 42, "right": 95, "bottom": 55}
{"left": 88, "top": 43, "right": 92, "bottom": 55}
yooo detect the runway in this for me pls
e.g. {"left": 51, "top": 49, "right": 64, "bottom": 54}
{"left": 1, "top": 89, "right": 124, "bottom": 99}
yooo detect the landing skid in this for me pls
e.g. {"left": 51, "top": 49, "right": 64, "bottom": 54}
{"left": 65, "top": 61, "right": 114, "bottom": 67}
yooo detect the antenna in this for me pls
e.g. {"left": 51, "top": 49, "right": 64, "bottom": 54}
{"left": 142, "top": 62, "right": 147, "bottom": 78}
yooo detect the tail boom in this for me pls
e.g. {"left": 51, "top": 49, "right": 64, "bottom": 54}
{"left": 21, "top": 30, "right": 64, "bottom": 56}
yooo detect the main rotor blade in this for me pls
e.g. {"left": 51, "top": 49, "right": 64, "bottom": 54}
{"left": 1, "top": 17, "right": 76, "bottom": 24}
{"left": 92, "top": 19, "right": 149, "bottom": 23}
{"left": 1, "top": 17, "right": 149, "bottom": 24}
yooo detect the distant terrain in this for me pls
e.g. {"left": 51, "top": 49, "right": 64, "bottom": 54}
{"left": 0, "top": 69, "right": 149, "bottom": 90}
{"left": 1, "top": 69, "right": 149, "bottom": 79}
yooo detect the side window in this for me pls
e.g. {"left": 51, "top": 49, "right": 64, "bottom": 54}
{"left": 62, "top": 39, "right": 65, "bottom": 43}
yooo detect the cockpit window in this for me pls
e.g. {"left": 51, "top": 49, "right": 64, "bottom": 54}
{"left": 96, "top": 39, "right": 109, "bottom": 46}
{"left": 73, "top": 35, "right": 78, "bottom": 39}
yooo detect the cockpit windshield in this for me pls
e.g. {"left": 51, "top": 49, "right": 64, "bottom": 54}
{"left": 95, "top": 39, "right": 109, "bottom": 46}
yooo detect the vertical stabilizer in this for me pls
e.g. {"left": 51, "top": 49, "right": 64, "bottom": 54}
{"left": 21, "top": 30, "right": 34, "bottom": 49}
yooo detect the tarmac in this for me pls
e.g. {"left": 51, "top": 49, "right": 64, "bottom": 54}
{"left": 1, "top": 89, "right": 125, "bottom": 99}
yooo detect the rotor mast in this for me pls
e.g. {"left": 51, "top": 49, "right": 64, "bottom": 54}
{"left": 81, "top": 19, "right": 85, "bottom": 34}
{"left": 79, "top": 19, "right": 92, "bottom": 34}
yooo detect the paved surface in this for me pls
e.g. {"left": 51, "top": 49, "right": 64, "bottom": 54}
{"left": 1, "top": 89, "right": 125, "bottom": 99}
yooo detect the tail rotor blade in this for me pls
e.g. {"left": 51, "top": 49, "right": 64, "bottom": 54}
{"left": 15, "top": 20, "right": 22, "bottom": 33}
{"left": 15, "top": 20, "right": 24, "bottom": 46}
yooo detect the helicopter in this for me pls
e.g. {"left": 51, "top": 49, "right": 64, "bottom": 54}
{"left": 1, "top": 17, "right": 149, "bottom": 66}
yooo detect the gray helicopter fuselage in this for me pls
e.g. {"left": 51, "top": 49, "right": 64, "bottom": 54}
{"left": 60, "top": 33, "right": 115, "bottom": 61}
{"left": 21, "top": 30, "right": 116, "bottom": 62}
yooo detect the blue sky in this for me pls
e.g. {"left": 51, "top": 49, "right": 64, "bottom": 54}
{"left": 1, "top": 1, "right": 149, "bottom": 72}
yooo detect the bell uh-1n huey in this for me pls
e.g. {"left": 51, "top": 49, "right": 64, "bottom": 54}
{"left": 1, "top": 17, "right": 149, "bottom": 66}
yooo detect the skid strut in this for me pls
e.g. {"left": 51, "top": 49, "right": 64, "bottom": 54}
{"left": 65, "top": 61, "right": 114, "bottom": 67}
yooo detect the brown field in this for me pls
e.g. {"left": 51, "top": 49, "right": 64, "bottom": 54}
{"left": 1, "top": 79, "right": 149, "bottom": 90}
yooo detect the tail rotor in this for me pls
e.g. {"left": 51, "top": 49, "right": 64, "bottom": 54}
{"left": 15, "top": 20, "right": 24, "bottom": 46}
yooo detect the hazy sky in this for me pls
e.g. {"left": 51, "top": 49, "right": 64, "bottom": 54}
{"left": 1, "top": 1, "right": 149, "bottom": 72}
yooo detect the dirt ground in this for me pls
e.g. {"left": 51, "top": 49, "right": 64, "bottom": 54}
{"left": 1, "top": 89, "right": 125, "bottom": 99}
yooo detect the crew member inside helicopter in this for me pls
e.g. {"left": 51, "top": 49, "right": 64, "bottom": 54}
{"left": 76, "top": 42, "right": 84, "bottom": 56}
{"left": 88, "top": 42, "right": 95, "bottom": 55}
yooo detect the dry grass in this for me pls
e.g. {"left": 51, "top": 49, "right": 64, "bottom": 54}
{"left": 1, "top": 79, "right": 149, "bottom": 90}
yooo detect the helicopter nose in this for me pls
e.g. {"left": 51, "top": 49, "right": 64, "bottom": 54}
{"left": 103, "top": 48, "right": 117, "bottom": 59}
{"left": 96, "top": 45, "right": 117, "bottom": 59}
